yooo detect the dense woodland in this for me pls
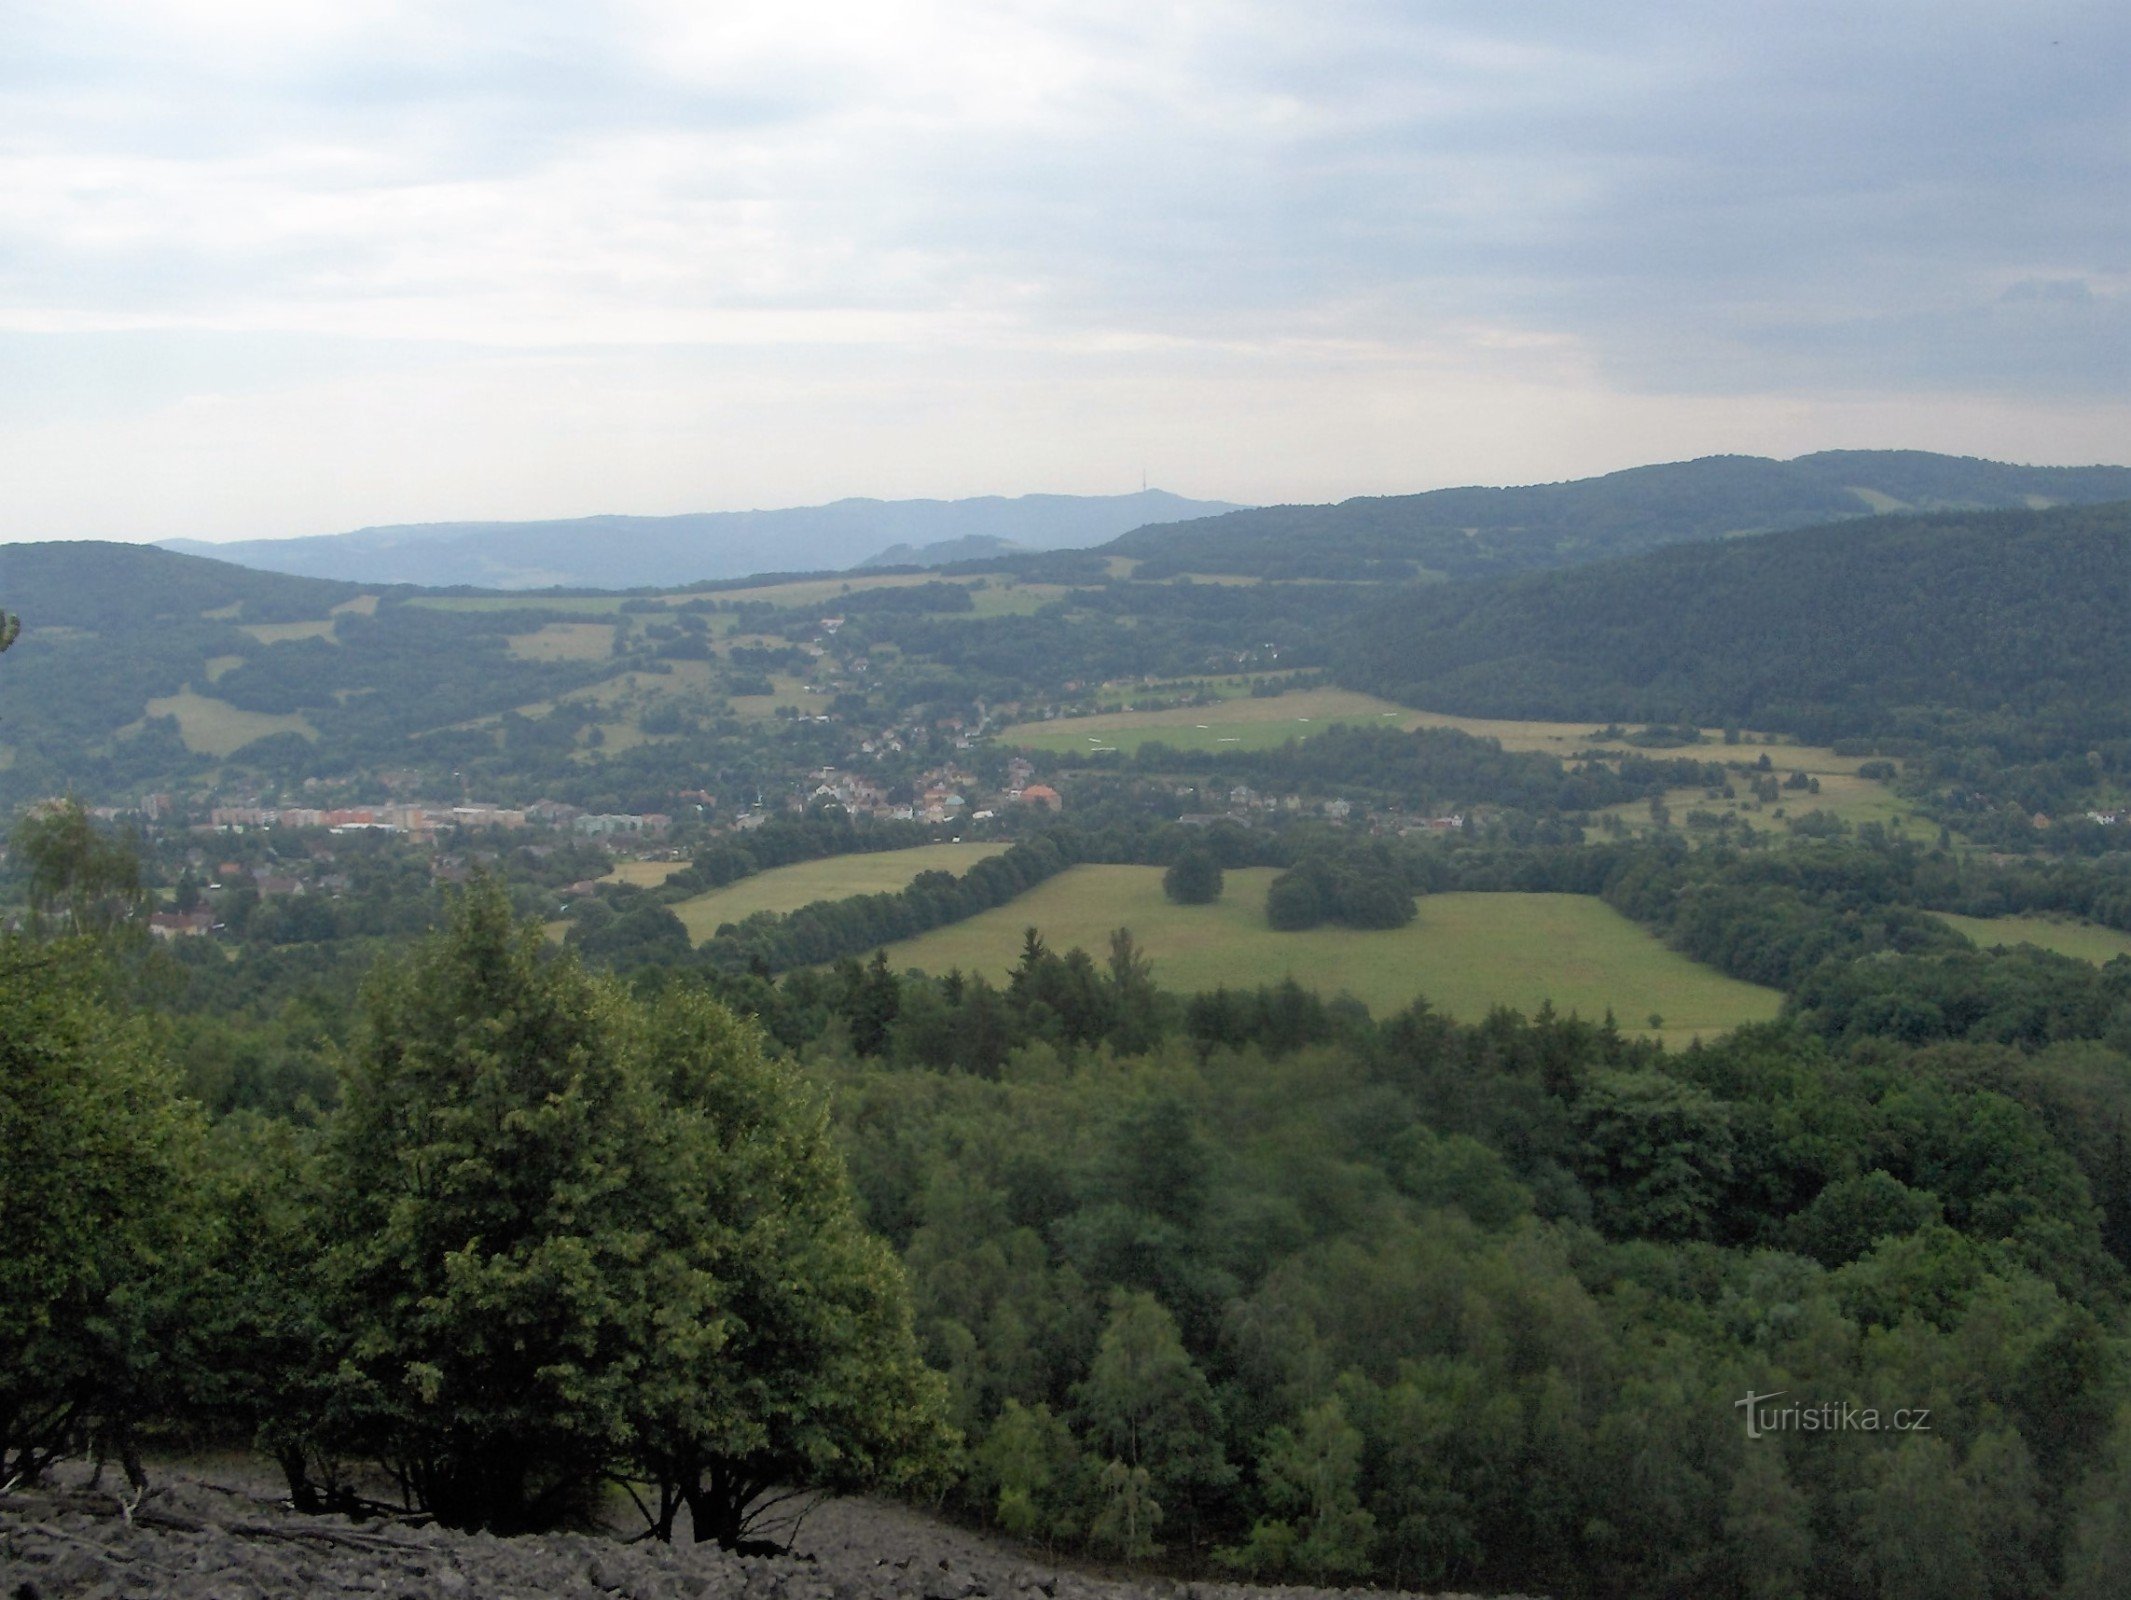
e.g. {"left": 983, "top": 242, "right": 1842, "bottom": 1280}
{"left": 1337, "top": 502, "right": 2131, "bottom": 749}
{"left": 1102, "top": 451, "right": 2131, "bottom": 581}
{"left": 8, "top": 803, "right": 2131, "bottom": 1596}
{"left": 10, "top": 463, "right": 2131, "bottom": 1597}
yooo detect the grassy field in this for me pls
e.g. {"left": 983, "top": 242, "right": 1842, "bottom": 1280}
{"left": 1400, "top": 711, "right": 1877, "bottom": 776}
{"left": 1595, "top": 771, "right": 1933, "bottom": 842}
{"left": 963, "top": 582, "right": 1077, "bottom": 617}
{"left": 996, "top": 692, "right": 1881, "bottom": 776}
{"left": 507, "top": 622, "right": 617, "bottom": 661}
{"left": 600, "top": 859, "right": 691, "bottom": 887}
{"left": 998, "top": 689, "right": 1421, "bottom": 755}
{"left": 879, "top": 868, "right": 1781, "bottom": 1047}
{"left": 408, "top": 593, "right": 636, "bottom": 614}
{"left": 539, "top": 659, "right": 718, "bottom": 714}
{"left": 141, "top": 689, "right": 317, "bottom": 756}
{"left": 330, "top": 593, "right": 381, "bottom": 616}
{"left": 1933, "top": 912, "right": 2131, "bottom": 965}
{"left": 727, "top": 673, "right": 820, "bottom": 719}
{"left": 704, "top": 572, "right": 943, "bottom": 608}
{"left": 1779, "top": 772, "right": 1931, "bottom": 831}
{"left": 239, "top": 619, "right": 338, "bottom": 645}
{"left": 673, "top": 843, "right": 1008, "bottom": 941}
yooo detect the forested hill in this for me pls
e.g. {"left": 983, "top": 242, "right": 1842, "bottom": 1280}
{"left": 0, "top": 539, "right": 362, "bottom": 628}
{"left": 1102, "top": 450, "right": 2131, "bottom": 580}
{"left": 0, "top": 542, "right": 609, "bottom": 809}
{"left": 160, "top": 489, "right": 1242, "bottom": 590}
{"left": 1335, "top": 499, "right": 2131, "bottom": 745}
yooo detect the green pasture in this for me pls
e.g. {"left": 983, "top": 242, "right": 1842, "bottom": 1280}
{"left": 506, "top": 622, "right": 617, "bottom": 661}
{"left": 706, "top": 572, "right": 943, "bottom": 609}
{"left": 997, "top": 688, "right": 1422, "bottom": 755}
{"left": 996, "top": 692, "right": 1880, "bottom": 775}
{"left": 674, "top": 843, "right": 1008, "bottom": 941}
{"left": 878, "top": 868, "right": 1781, "bottom": 1047}
{"left": 1594, "top": 770, "right": 1932, "bottom": 843}
{"left": 1933, "top": 912, "right": 2131, "bottom": 965}
{"left": 962, "top": 582, "right": 1079, "bottom": 617}
{"left": 727, "top": 673, "right": 820, "bottom": 719}
{"left": 240, "top": 619, "right": 338, "bottom": 645}
{"left": 407, "top": 593, "right": 636, "bottom": 614}
{"left": 601, "top": 859, "right": 691, "bottom": 888}
{"left": 139, "top": 689, "right": 317, "bottom": 757}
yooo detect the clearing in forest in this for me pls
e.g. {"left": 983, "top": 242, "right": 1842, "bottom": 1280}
{"left": 674, "top": 842, "right": 1009, "bottom": 942}
{"left": 878, "top": 867, "right": 1781, "bottom": 1047}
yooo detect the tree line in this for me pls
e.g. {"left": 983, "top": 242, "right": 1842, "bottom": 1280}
{"left": 2, "top": 883, "right": 950, "bottom": 1543}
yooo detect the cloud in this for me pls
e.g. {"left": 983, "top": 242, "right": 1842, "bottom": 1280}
{"left": 0, "top": 0, "right": 2124, "bottom": 537}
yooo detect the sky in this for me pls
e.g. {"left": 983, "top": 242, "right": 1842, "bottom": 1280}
{"left": 0, "top": 0, "right": 2125, "bottom": 542}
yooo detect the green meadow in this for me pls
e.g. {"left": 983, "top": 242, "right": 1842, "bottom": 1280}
{"left": 139, "top": 689, "right": 318, "bottom": 757}
{"left": 1595, "top": 770, "right": 1934, "bottom": 843}
{"left": 506, "top": 622, "right": 617, "bottom": 661}
{"left": 422, "top": 570, "right": 1077, "bottom": 615}
{"left": 1932, "top": 912, "right": 2131, "bottom": 965}
{"left": 674, "top": 842, "right": 1008, "bottom": 942}
{"left": 998, "top": 688, "right": 1422, "bottom": 755}
{"left": 599, "top": 859, "right": 691, "bottom": 888}
{"left": 239, "top": 618, "right": 339, "bottom": 645}
{"left": 878, "top": 867, "right": 1781, "bottom": 1047}
{"left": 999, "top": 691, "right": 1886, "bottom": 776}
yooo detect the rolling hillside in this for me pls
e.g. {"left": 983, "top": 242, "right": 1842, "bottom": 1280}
{"left": 1335, "top": 499, "right": 2131, "bottom": 744}
{"left": 161, "top": 489, "right": 1241, "bottom": 590}
{"left": 0, "top": 541, "right": 1122, "bottom": 812}
{"left": 0, "top": 542, "right": 624, "bottom": 807}
{"left": 1103, "top": 450, "right": 2131, "bottom": 580}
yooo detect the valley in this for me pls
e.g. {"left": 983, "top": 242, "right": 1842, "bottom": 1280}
{"left": 9, "top": 452, "right": 2131, "bottom": 1600}
{"left": 14, "top": 10, "right": 2131, "bottom": 1591}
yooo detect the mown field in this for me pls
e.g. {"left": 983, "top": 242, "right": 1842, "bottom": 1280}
{"left": 239, "top": 619, "right": 339, "bottom": 645}
{"left": 139, "top": 689, "right": 318, "bottom": 756}
{"left": 877, "top": 867, "right": 1782, "bottom": 1047}
{"left": 997, "top": 689, "right": 1421, "bottom": 754}
{"left": 1000, "top": 690, "right": 1884, "bottom": 775}
{"left": 506, "top": 622, "right": 617, "bottom": 661}
{"left": 1595, "top": 770, "right": 1934, "bottom": 841}
{"left": 673, "top": 842, "right": 1008, "bottom": 942}
{"left": 403, "top": 571, "right": 1078, "bottom": 617}
{"left": 1932, "top": 911, "right": 2131, "bottom": 965}
{"left": 599, "top": 859, "right": 691, "bottom": 887}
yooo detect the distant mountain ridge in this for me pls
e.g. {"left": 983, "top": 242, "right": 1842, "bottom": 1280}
{"left": 1102, "top": 450, "right": 2131, "bottom": 581}
{"left": 160, "top": 490, "right": 1242, "bottom": 590}
{"left": 859, "top": 533, "right": 1031, "bottom": 568}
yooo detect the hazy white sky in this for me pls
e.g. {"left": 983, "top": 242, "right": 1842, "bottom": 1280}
{"left": 2, "top": 0, "right": 2125, "bottom": 541}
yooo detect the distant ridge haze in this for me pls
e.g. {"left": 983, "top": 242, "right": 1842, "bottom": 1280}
{"left": 148, "top": 451, "right": 2131, "bottom": 594}
{"left": 1099, "top": 450, "right": 2131, "bottom": 581}
{"left": 158, "top": 490, "right": 1244, "bottom": 590}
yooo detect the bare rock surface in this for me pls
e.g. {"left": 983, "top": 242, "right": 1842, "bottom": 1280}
{"left": 2, "top": 1463, "right": 1529, "bottom": 1600}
